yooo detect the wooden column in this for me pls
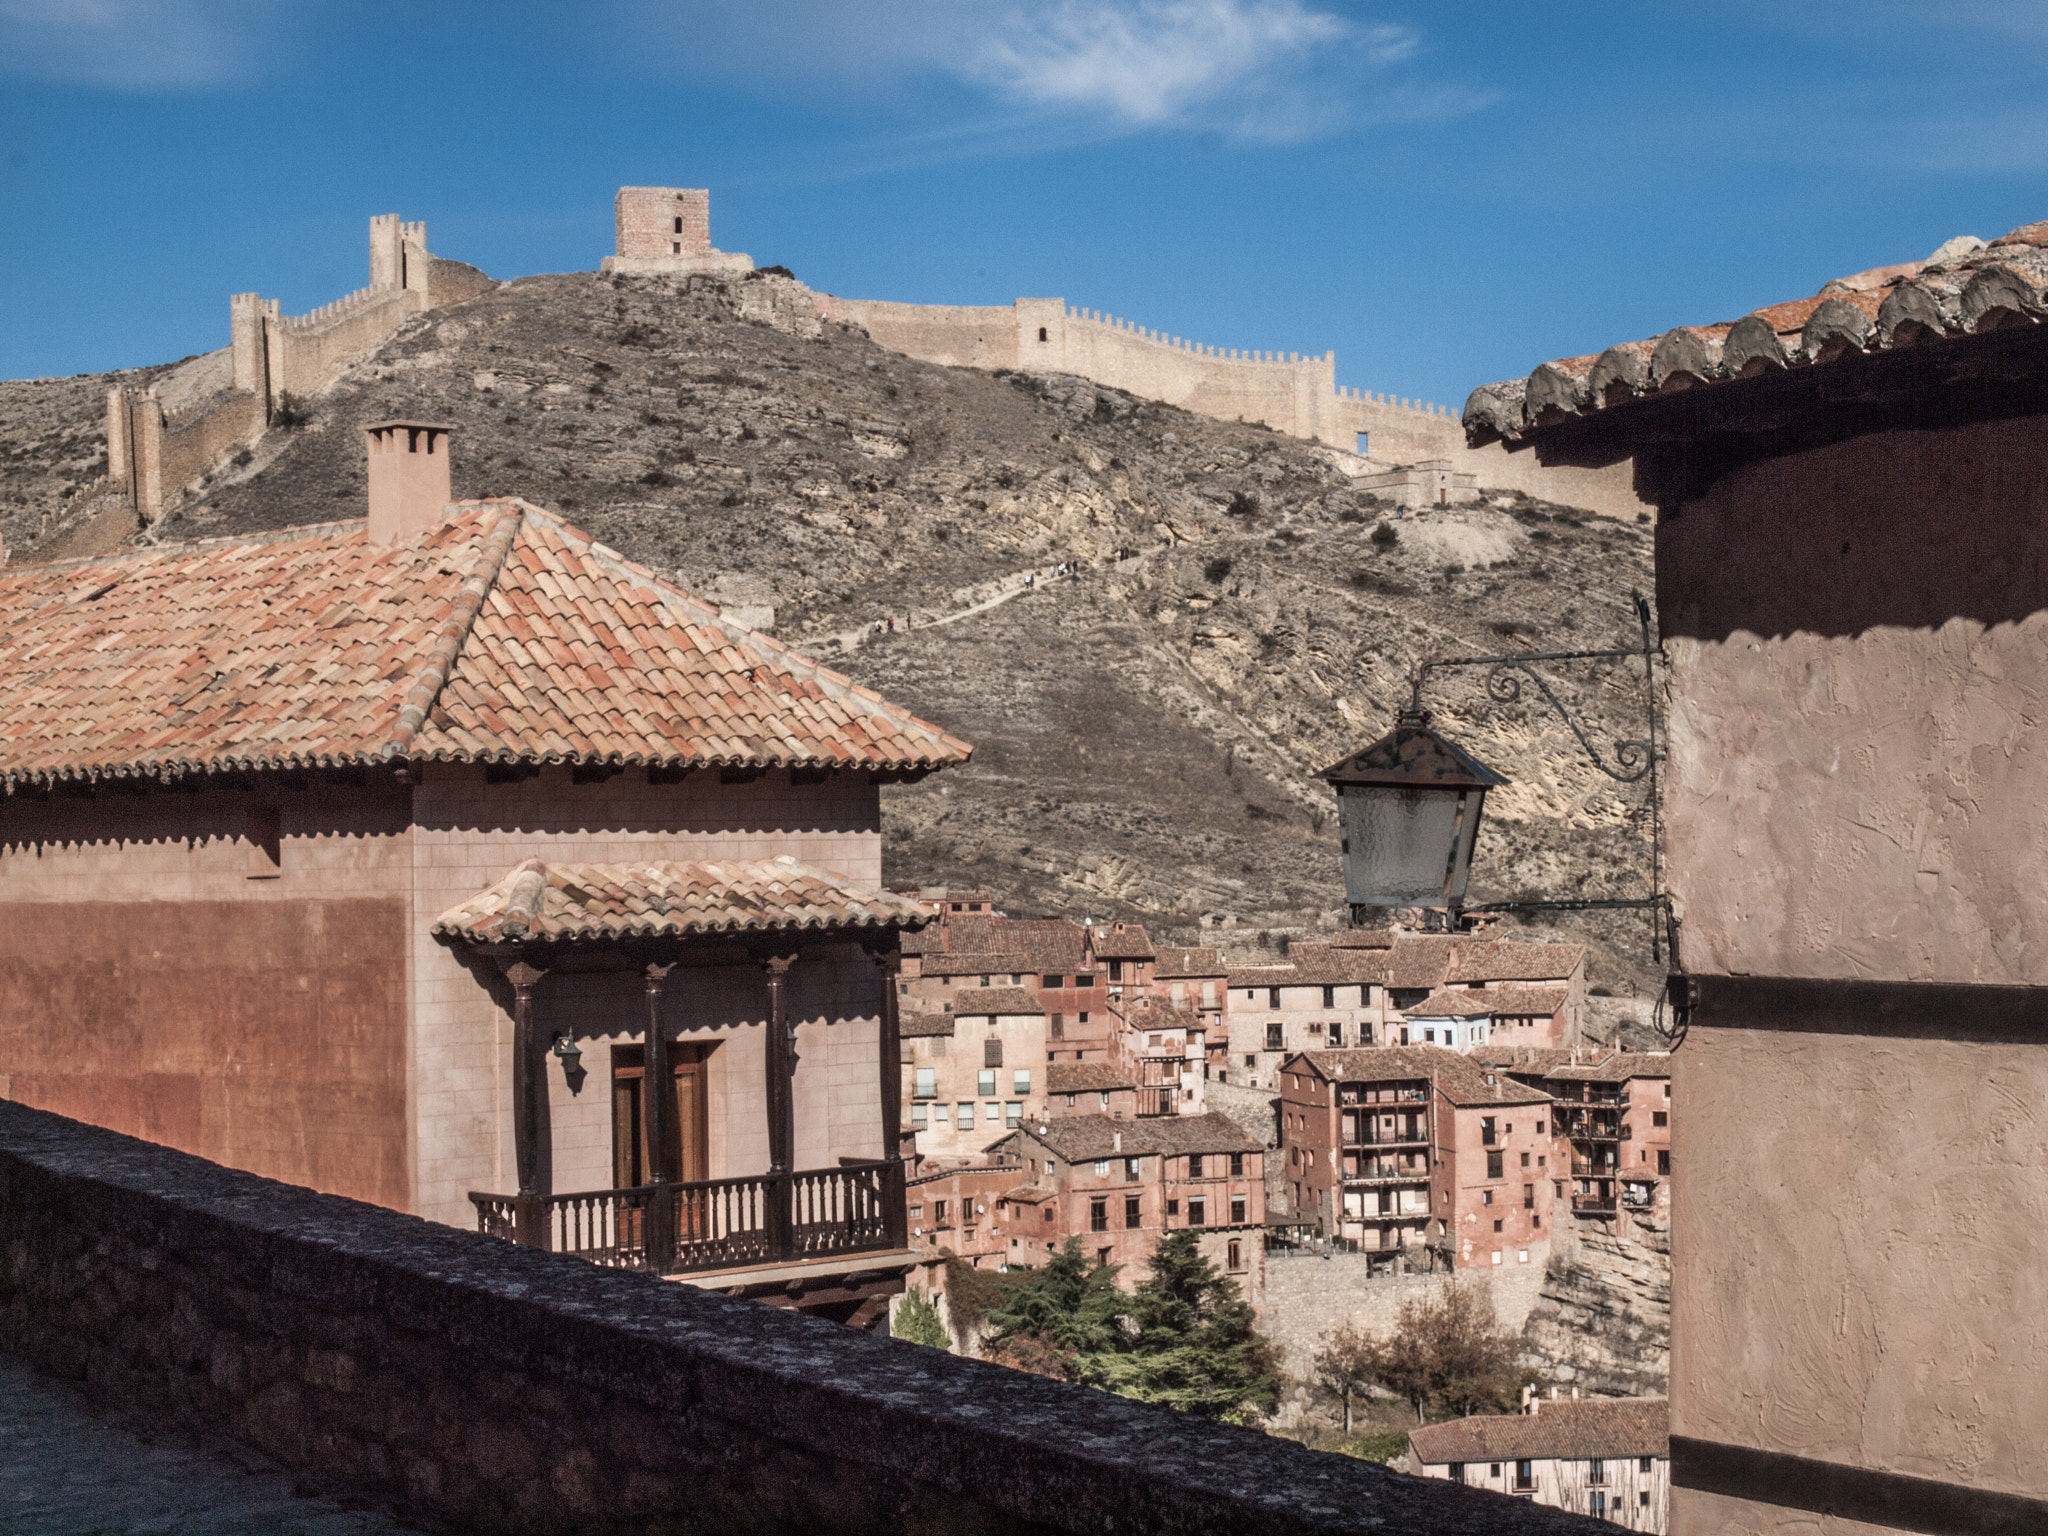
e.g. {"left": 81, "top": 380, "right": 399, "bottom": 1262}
{"left": 642, "top": 962, "right": 678, "bottom": 1272}
{"left": 868, "top": 943, "right": 910, "bottom": 1251}
{"left": 502, "top": 959, "right": 549, "bottom": 1249}
{"left": 762, "top": 954, "right": 798, "bottom": 1263}
{"left": 762, "top": 955, "right": 798, "bottom": 1175}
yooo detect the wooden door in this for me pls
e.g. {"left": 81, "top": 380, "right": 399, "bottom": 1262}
{"left": 611, "top": 1043, "right": 709, "bottom": 1188}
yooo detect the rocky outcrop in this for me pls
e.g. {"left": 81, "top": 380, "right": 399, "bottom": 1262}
{"left": 1519, "top": 1221, "right": 1670, "bottom": 1398}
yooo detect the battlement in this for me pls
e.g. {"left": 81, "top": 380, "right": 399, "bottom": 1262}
{"left": 90, "top": 211, "right": 478, "bottom": 537}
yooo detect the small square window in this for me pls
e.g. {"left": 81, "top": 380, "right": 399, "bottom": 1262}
{"left": 1166, "top": 1199, "right": 1179, "bottom": 1216}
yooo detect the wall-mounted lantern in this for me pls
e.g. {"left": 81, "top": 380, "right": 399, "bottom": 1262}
{"left": 1320, "top": 710, "right": 1507, "bottom": 920}
{"left": 1326, "top": 592, "right": 1675, "bottom": 960}
{"left": 551, "top": 1031, "right": 586, "bottom": 1095}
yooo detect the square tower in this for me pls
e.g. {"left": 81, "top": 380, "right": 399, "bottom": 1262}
{"left": 602, "top": 187, "right": 752, "bottom": 276}
{"left": 617, "top": 187, "right": 710, "bottom": 259}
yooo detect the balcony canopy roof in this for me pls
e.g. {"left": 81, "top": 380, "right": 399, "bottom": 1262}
{"left": 432, "top": 855, "right": 933, "bottom": 944}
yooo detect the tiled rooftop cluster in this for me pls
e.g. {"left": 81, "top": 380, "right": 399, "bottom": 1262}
{"left": 0, "top": 502, "right": 972, "bottom": 787}
{"left": 1463, "top": 220, "right": 2048, "bottom": 443}
{"left": 1410, "top": 1398, "right": 1669, "bottom": 1464}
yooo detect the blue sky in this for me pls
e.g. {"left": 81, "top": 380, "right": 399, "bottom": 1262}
{"left": 5, "top": 1, "right": 2048, "bottom": 407}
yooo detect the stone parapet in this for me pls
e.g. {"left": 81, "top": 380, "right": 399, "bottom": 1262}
{"left": 0, "top": 1099, "right": 1605, "bottom": 1536}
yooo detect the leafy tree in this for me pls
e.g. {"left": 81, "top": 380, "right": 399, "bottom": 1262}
{"left": 1351, "top": 1281, "right": 1527, "bottom": 1423}
{"left": 891, "top": 1287, "right": 951, "bottom": 1351}
{"left": 1083, "top": 1232, "right": 1279, "bottom": 1422}
{"left": 979, "top": 1237, "right": 1122, "bottom": 1379}
{"left": 1312, "top": 1322, "right": 1378, "bottom": 1433}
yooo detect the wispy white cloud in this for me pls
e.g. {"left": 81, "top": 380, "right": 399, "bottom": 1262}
{"left": 620, "top": 1, "right": 1479, "bottom": 146}
{"left": 967, "top": 1, "right": 1354, "bottom": 134}
{"left": 0, "top": 0, "right": 285, "bottom": 90}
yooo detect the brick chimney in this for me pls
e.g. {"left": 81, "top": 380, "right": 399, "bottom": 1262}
{"left": 365, "top": 420, "right": 455, "bottom": 545}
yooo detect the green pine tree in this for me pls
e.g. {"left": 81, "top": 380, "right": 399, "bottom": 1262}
{"left": 980, "top": 1237, "right": 1124, "bottom": 1377}
{"left": 891, "top": 1287, "right": 953, "bottom": 1351}
{"left": 1082, "top": 1232, "right": 1279, "bottom": 1422}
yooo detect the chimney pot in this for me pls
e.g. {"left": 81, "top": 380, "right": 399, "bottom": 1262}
{"left": 365, "top": 419, "right": 456, "bottom": 545}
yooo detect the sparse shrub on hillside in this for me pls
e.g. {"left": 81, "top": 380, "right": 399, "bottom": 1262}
{"left": 231, "top": 448, "right": 253, "bottom": 468}
{"left": 1228, "top": 490, "right": 1259, "bottom": 519}
{"left": 269, "top": 392, "right": 310, "bottom": 429}
{"left": 738, "top": 423, "right": 759, "bottom": 441}
{"left": 1369, "top": 521, "right": 1398, "bottom": 549}
{"left": 1204, "top": 556, "right": 1233, "bottom": 583}
{"left": 639, "top": 469, "right": 673, "bottom": 488}
{"left": 1338, "top": 507, "right": 1366, "bottom": 524}
{"left": 1442, "top": 563, "right": 1464, "bottom": 580}
{"left": 1491, "top": 620, "right": 1529, "bottom": 637}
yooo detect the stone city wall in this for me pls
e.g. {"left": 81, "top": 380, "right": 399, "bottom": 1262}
{"left": 0, "top": 1100, "right": 1606, "bottom": 1536}
{"left": 1261, "top": 1245, "right": 1551, "bottom": 1393}
{"left": 812, "top": 291, "right": 1645, "bottom": 517}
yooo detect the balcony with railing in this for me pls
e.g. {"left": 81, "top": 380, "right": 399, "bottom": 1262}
{"left": 1343, "top": 1152, "right": 1432, "bottom": 1183}
{"left": 471, "top": 1159, "right": 906, "bottom": 1276}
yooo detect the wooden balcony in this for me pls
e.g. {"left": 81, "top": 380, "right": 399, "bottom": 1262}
{"left": 471, "top": 1159, "right": 907, "bottom": 1276}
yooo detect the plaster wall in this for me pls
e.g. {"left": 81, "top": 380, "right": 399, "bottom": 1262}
{"left": 1658, "top": 414, "right": 2048, "bottom": 984}
{"left": 406, "top": 762, "right": 884, "bottom": 1228}
{"left": 903, "top": 1012, "right": 1048, "bottom": 1157}
{"left": 1667, "top": 1026, "right": 2048, "bottom": 1501}
{"left": 0, "top": 783, "right": 413, "bottom": 1207}
{"left": 1443, "top": 1100, "right": 1553, "bottom": 1272}
{"left": 1655, "top": 411, "right": 2048, "bottom": 1531}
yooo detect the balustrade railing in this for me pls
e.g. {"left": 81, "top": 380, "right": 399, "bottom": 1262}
{"left": 470, "top": 1160, "right": 905, "bottom": 1275}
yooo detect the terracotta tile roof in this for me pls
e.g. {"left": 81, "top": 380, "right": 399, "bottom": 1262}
{"left": 915, "top": 951, "right": 1037, "bottom": 979}
{"left": 900, "top": 1013, "right": 958, "bottom": 1038}
{"left": 1000, "top": 1184, "right": 1053, "bottom": 1204}
{"left": 1447, "top": 941, "right": 1583, "bottom": 985}
{"left": 1409, "top": 1399, "right": 1668, "bottom": 1465}
{"left": 950, "top": 986, "right": 1044, "bottom": 1017}
{"left": 1281, "top": 943, "right": 1393, "bottom": 986}
{"left": 1469, "top": 1046, "right": 1670, "bottom": 1084}
{"left": 1485, "top": 984, "right": 1571, "bottom": 1017}
{"left": 1545, "top": 1050, "right": 1670, "bottom": 1085}
{"left": 1226, "top": 964, "right": 1299, "bottom": 990}
{"left": 1113, "top": 998, "right": 1205, "bottom": 1035}
{"left": 1092, "top": 923, "right": 1156, "bottom": 959}
{"left": 0, "top": 502, "right": 972, "bottom": 785}
{"left": 1406, "top": 988, "right": 1494, "bottom": 1019}
{"left": 1464, "top": 215, "right": 2048, "bottom": 443}
{"left": 1408, "top": 983, "right": 1568, "bottom": 1019}
{"left": 1387, "top": 936, "right": 1458, "bottom": 991}
{"left": 1021, "top": 1111, "right": 1262, "bottom": 1161}
{"left": 1292, "top": 1045, "right": 1550, "bottom": 1108}
{"left": 1329, "top": 928, "right": 1396, "bottom": 949}
{"left": 1047, "top": 1061, "right": 1136, "bottom": 1093}
{"left": 1152, "top": 945, "right": 1225, "bottom": 979}
{"left": 430, "top": 855, "right": 929, "bottom": 943}
{"left": 943, "top": 916, "right": 1091, "bottom": 972}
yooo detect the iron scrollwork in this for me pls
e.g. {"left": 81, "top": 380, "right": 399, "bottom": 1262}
{"left": 1409, "top": 591, "right": 1677, "bottom": 964}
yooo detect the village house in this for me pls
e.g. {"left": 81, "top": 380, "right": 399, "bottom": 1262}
{"left": 0, "top": 422, "right": 972, "bottom": 1321}
{"left": 904, "top": 1155, "right": 1024, "bottom": 1270}
{"left": 1045, "top": 1059, "right": 1138, "bottom": 1117}
{"left": 1107, "top": 996, "right": 1207, "bottom": 1117}
{"left": 1475, "top": 1047, "right": 1673, "bottom": 1240}
{"left": 1278, "top": 1045, "right": 1555, "bottom": 1272}
{"left": 899, "top": 989, "right": 1048, "bottom": 1155}
{"left": 1222, "top": 931, "right": 1585, "bottom": 1086}
{"left": 1409, "top": 1397, "right": 1670, "bottom": 1532}
{"left": 1092, "top": 920, "right": 1157, "bottom": 999}
{"left": 1465, "top": 212, "right": 2048, "bottom": 1531}
{"left": 990, "top": 1113, "right": 1266, "bottom": 1296}
{"left": 1147, "top": 943, "right": 1227, "bottom": 1063}
{"left": 901, "top": 911, "right": 1106, "bottom": 1059}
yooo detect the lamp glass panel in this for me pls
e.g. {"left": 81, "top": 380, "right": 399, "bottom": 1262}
{"left": 1338, "top": 784, "right": 1471, "bottom": 908}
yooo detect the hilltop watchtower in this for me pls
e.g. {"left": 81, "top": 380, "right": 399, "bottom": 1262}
{"left": 602, "top": 187, "right": 752, "bottom": 276}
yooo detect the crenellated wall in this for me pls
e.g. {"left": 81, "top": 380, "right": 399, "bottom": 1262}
{"left": 95, "top": 216, "right": 484, "bottom": 530}
{"left": 812, "top": 291, "right": 1644, "bottom": 517}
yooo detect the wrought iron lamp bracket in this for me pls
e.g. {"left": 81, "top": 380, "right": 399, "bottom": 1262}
{"left": 1407, "top": 591, "right": 1678, "bottom": 966}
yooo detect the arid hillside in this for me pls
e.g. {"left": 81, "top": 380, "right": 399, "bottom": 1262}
{"left": 0, "top": 269, "right": 1663, "bottom": 988}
